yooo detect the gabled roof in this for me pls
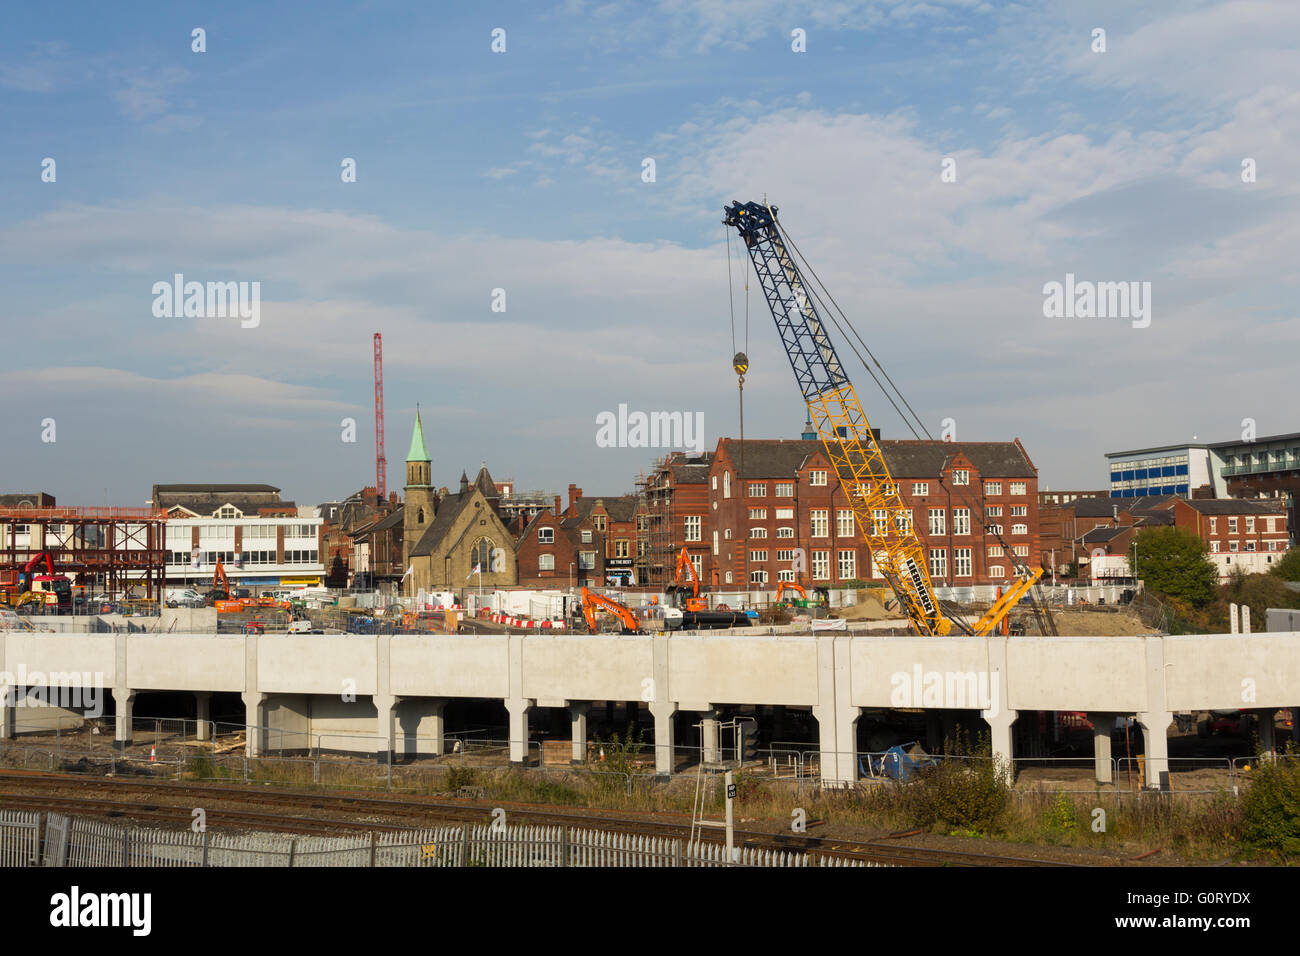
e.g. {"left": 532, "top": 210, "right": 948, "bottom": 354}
{"left": 715, "top": 438, "right": 1037, "bottom": 480}
{"left": 474, "top": 466, "right": 497, "bottom": 499}
{"left": 368, "top": 507, "right": 405, "bottom": 533}
{"left": 1073, "top": 498, "right": 1121, "bottom": 518}
{"left": 154, "top": 484, "right": 280, "bottom": 494}
{"left": 409, "top": 490, "right": 492, "bottom": 558}
{"left": 878, "top": 441, "right": 1037, "bottom": 479}
{"left": 667, "top": 453, "right": 713, "bottom": 484}
{"left": 716, "top": 440, "right": 821, "bottom": 479}
{"left": 1181, "top": 498, "right": 1286, "bottom": 515}
{"left": 563, "top": 494, "right": 641, "bottom": 524}
{"left": 158, "top": 496, "right": 297, "bottom": 517}
{"left": 516, "top": 509, "right": 549, "bottom": 543}
{"left": 1081, "top": 526, "right": 1131, "bottom": 544}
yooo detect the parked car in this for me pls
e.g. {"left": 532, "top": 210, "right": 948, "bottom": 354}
{"left": 1198, "top": 710, "right": 1257, "bottom": 739}
{"left": 165, "top": 588, "right": 204, "bottom": 608}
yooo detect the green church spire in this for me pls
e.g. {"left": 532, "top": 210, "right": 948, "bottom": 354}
{"left": 407, "top": 410, "right": 431, "bottom": 463}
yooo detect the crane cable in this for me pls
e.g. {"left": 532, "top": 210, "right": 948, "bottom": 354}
{"left": 771, "top": 210, "right": 1055, "bottom": 634}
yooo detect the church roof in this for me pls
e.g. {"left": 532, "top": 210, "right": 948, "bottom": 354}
{"left": 409, "top": 491, "right": 475, "bottom": 557}
{"left": 407, "top": 412, "right": 431, "bottom": 463}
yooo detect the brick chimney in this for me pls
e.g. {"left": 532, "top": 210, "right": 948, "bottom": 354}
{"left": 568, "top": 483, "right": 582, "bottom": 516}
{"left": 554, "top": 495, "right": 562, "bottom": 517}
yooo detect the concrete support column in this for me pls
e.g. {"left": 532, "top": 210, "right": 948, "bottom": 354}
{"left": 980, "top": 633, "right": 1014, "bottom": 779}
{"left": 982, "top": 708, "right": 1016, "bottom": 776}
{"left": 506, "top": 698, "right": 532, "bottom": 766}
{"left": 1257, "top": 708, "right": 1278, "bottom": 756}
{"left": 1136, "top": 711, "right": 1173, "bottom": 791}
{"left": 1089, "top": 713, "right": 1114, "bottom": 784}
{"left": 112, "top": 689, "right": 136, "bottom": 751}
{"left": 241, "top": 692, "right": 265, "bottom": 758}
{"left": 570, "top": 702, "right": 589, "bottom": 765}
{"left": 650, "top": 701, "right": 676, "bottom": 777}
{"left": 428, "top": 699, "right": 446, "bottom": 756}
{"left": 195, "top": 692, "right": 211, "bottom": 742}
{"left": 375, "top": 694, "right": 396, "bottom": 765}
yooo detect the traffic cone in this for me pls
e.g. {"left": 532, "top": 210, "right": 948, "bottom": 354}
{"left": 150, "top": 745, "right": 156, "bottom": 763}
{"left": 599, "top": 747, "right": 605, "bottom": 762}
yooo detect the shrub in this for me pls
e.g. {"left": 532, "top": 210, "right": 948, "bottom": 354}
{"left": 446, "top": 766, "right": 479, "bottom": 790}
{"left": 899, "top": 730, "right": 1011, "bottom": 834}
{"left": 1042, "top": 791, "right": 1078, "bottom": 835}
{"left": 1241, "top": 745, "right": 1300, "bottom": 857}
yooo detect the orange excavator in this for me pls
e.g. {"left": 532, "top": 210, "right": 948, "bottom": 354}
{"left": 774, "top": 580, "right": 808, "bottom": 607}
{"left": 580, "top": 586, "right": 641, "bottom": 634}
{"left": 205, "top": 559, "right": 235, "bottom": 608}
{"left": 666, "top": 547, "right": 708, "bottom": 612}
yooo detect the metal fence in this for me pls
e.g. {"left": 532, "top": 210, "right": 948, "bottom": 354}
{"left": 25, "top": 812, "right": 877, "bottom": 868}
{"left": 0, "top": 810, "right": 41, "bottom": 866}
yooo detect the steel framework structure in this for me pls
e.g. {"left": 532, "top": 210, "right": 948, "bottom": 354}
{"left": 0, "top": 507, "right": 168, "bottom": 598}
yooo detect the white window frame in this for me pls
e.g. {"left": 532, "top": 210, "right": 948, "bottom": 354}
{"left": 838, "top": 550, "right": 856, "bottom": 580}
{"left": 811, "top": 550, "right": 830, "bottom": 581}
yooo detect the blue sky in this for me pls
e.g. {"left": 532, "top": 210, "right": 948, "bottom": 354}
{"left": 2, "top": 0, "right": 1298, "bottom": 507}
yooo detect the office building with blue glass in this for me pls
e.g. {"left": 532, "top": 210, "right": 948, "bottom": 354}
{"left": 1105, "top": 444, "right": 1216, "bottom": 499}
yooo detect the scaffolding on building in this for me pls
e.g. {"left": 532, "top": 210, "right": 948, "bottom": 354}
{"left": 0, "top": 506, "right": 168, "bottom": 599}
{"left": 636, "top": 456, "right": 677, "bottom": 590}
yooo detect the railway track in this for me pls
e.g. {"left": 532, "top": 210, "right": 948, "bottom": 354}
{"left": 0, "top": 769, "right": 1080, "bottom": 866}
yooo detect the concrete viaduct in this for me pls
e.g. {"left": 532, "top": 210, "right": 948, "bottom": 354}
{"left": 2, "top": 630, "right": 1298, "bottom": 790}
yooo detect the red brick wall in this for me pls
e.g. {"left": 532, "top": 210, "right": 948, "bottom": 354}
{"left": 515, "top": 509, "right": 580, "bottom": 588}
{"left": 706, "top": 440, "right": 1039, "bottom": 587}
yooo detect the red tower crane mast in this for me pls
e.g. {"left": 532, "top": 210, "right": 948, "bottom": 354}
{"left": 373, "top": 332, "right": 387, "bottom": 503}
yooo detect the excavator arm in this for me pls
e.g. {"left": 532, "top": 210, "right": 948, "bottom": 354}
{"left": 212, "top": 559, "right": 229, "bottom": 594}
{"left": 581, "top": 586, "right": 640, "bottom": 634}
{"left": 775, "top": 581, "right": 808, "bottom": 605}
{"left": 669, "top": 548, "right": 707, "bottom": 611}
{"left": 725, "top": 200, "right": 955, "bottom": 636}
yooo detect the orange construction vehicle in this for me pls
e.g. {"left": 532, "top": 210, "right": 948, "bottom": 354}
{"left": 2, "top": 553, "right": 73, "bottom": 614}
{"left": 666, "top": 548, "right": 708, "bottom": 612}
{"left": 774, "top": 581, "right": 808, "bottom": 607}
{"left": 205, "top": 559, "right": 235, "bottom": 608}
{"left": 580, "top": 586, "right": 641, "bottom": 634}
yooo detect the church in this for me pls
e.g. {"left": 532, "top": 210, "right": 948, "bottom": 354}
{"left": 401, "top": 411, "right": 517, "bottom": 593}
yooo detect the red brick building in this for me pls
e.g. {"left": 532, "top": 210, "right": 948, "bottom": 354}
{"left": 705, "top": 438, "right": 1040, "bottom": 589}
{"left": 635, "top": 453, "right": 713, "bottom": 589}
{"left": 1071, "top": 495, "right": 1290, "bottom": 581}
{"left": 514, "top": 485, "right": 642, "bottom": 588}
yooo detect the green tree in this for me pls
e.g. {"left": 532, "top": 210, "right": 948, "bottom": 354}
{"left": 1210, "top": 568, "right": 1300, "bottom": 632}
{"left": 1131, "top": 526, "right": 1218, "bottom": 607}
{"left": 1270, "top": 548, "right": 1300, "bottom": 582}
